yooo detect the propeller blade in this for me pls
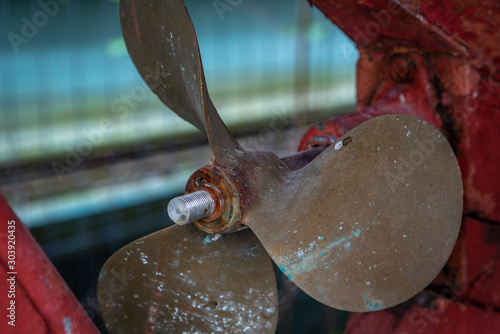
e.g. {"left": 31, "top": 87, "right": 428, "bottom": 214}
{"left": 244, "top": 114, "right": 463, "bottom": 312}
{"left": 98, "top": 224, "right": 278, "bottom": 333}
{"left": 120, "top": 0, "right": 241, "bottom": 163}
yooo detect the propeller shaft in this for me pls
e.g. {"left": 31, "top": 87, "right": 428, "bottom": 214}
{"left": 167, "top": 190, "right": 215, "bottom": 225}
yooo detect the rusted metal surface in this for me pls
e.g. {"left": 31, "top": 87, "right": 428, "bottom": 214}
{"left": 0, "top": 194, "right": 99, "bottom": 334}
{"left": 184, "top": 149, "right": 293, "bottom": 235}
{"left": 298, "top": 50, "right": 460, "bottom": 151}
{"left": 462, "top": 218, "right": 500, "bottom": 309}
{"left": 306, "top": 0, "right": 500, "bottom": 331}
{"left": 98, "top": 223, "right": 278, "bottom": 333}
{"left": 185, "top": 165, "right": 243, "bottom": 234}
{"left": 183, "top": 146, "right": 329, "bottom": 233}
{"left": 415, "top": 0, "right": 500, "bottom": 81}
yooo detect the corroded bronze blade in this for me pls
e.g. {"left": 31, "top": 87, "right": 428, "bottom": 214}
{"left": 244, "top": 114, "right": 463, "bottom": 312}
{"left": 98, "top": 224, "right": 278, "bottom": 333}
{"left": 119, "top": 0, "right": 240, "bottom": 163}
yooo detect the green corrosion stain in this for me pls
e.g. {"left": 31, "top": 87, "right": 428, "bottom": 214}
{"left": 329, "top": 237, "right": 345, "bottom": 247}
{"left": 280, "top": 228, "right": 363, "bottom": 281}
{"left": 222, "top": 148, "right": 237, "bottom": 162}
{"left": 280, "top": 237, "right": 346, "bottom": 280}
{"left": 363, "top": 295, "right": 383, "bottom": 311}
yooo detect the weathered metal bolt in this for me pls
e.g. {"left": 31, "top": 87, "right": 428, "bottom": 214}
{"left": 167, "top": 190, "right": 215, "bottom": 225}
{"left": 389, "top": 54, "right": 415, "bottom": 84}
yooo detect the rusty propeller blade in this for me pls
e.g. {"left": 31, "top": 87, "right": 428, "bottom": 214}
{"left": 120, "top": 0, "right": 241, "bottom": 164}
{"left": 114, "top": 0, "right": 463, "bottom": 326}
{"left": 98, "top": 223, "right": 278, "bottom": 333}
{"left": 244, "top": 114, "right": 463, "bottom": 311}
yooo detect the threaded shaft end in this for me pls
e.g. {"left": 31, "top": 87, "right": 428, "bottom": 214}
{"left": 167, "top": 190, "right": 215, "bottom": 225}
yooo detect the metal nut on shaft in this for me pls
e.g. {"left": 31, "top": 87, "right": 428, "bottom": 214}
{"left": 167, "top": 190, "right": 215, "bottom": 225}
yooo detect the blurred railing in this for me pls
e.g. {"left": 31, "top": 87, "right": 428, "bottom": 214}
{"left": 0, "top": 0, "right": 357, "bottom": 255}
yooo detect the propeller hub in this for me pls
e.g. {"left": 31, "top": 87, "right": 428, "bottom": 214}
{"left": 184, "top": 165, "right": 244, "bottom": 234}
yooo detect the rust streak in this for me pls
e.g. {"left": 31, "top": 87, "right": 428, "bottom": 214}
{"left": 131, "top": 0, "right": 142, "bottom": 43}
